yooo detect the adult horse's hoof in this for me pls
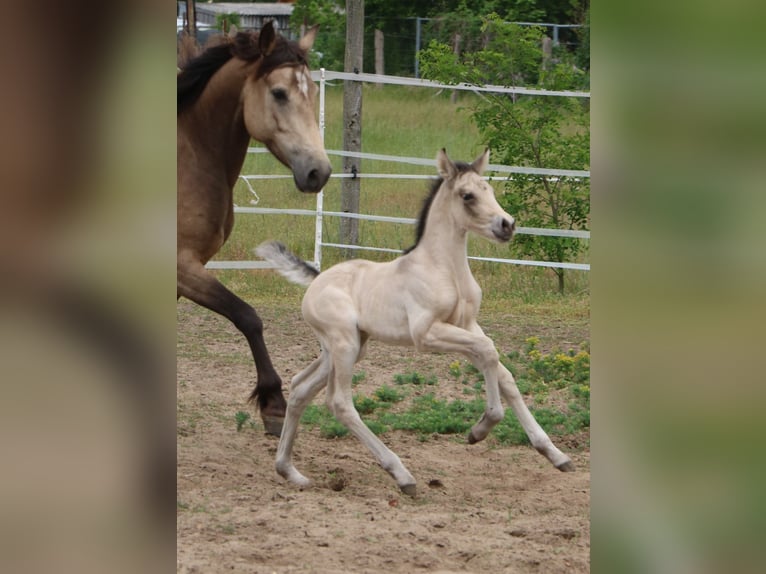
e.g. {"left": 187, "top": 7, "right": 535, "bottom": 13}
{"left": 556, "top": 460, "right": 576, "bottom": 472}
{"left": 261, "top": 414, "right": 284, "bottom": 437}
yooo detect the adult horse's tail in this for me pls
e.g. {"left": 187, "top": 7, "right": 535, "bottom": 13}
{"left": 255, "top": 241, "right": 319, "bottom": 287}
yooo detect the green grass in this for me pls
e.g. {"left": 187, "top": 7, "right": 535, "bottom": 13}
{"left": 299, "top": 338, "right": 590, "bottom": 445}
{"left": 211, "top": 83, "right": 590, "bottom": 307}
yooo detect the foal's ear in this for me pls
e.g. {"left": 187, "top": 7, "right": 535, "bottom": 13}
{"left": 299, "top": 25, "right": 319, "bottom": 52}
{"left": 259, "top": 21, "right": 277, "bottom": 56}
{"left": 436, "top": 148, "right": 457, "bottom": 179}
{"left": 471, "top": 148, "right": 490, "bottom": 175}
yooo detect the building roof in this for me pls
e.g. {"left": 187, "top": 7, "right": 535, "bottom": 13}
{"left": 196, "top": 3, "right": 295, "bottom": 17}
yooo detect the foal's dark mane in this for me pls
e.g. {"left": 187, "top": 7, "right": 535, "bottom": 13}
{"left": 403, "top": 161, "right": 474, "bottom": 254}
{"left": 177, "top": 30, "right": 308, "bottom": 114}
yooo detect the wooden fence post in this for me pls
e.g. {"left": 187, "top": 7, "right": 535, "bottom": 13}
{"left": 341, "top": 0, "right": 364, "bottom": 258}
{"left": 374, "top": 29, "right": 384, "bottom": 87}
{"left": 542, "top": 36, "right": 553, "bottom": 71}
{"left": 451, "top": 32, "right": 461, "bottom": 103}
{"left": 185, "top": 0, "right": 196, "bottom": 39}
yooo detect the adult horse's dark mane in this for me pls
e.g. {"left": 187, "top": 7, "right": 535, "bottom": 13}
{"left": 404, "top": 161, "right": 474, "bottom": 254}
{"left": 177, "top": 30, "right": 308, "bottom": 115}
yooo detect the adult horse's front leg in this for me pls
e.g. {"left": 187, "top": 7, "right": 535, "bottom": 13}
{"left": 178, "top": 261, "right": 286, "bottom": 435}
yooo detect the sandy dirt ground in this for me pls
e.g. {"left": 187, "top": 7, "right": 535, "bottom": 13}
{"left": 177, "top": 299, "right": 590, "bottom": 573}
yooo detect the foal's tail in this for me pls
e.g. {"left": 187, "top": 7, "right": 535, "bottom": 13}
{"left": 255, "top": 241, "right": 319, "bottom": 287}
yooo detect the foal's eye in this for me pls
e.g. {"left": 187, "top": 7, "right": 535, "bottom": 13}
{"left": 461, "top": 192, "right": 475, "bottom": 202}
{"left": 271, "top": 88, "right": 288, "bottom": 102}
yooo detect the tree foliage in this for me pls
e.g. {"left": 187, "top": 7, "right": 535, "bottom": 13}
{"left": 419, "top": 15, "right": 590, "bottom": 293}
{"left": 290, "top": 0, "right": 347, "bottom": 70}
{"left": 214, "top": 13, "right": 240, "bottom": 34}
{"left": 288, "top": 0, "right": 588, "bottom": 76}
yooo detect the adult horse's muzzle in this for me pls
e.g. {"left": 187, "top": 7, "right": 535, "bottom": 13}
{"left": 292, "top": 153, "right": 332, "bottom": 193}
{"left": 492, "top": 215, "right": 515, "bottom": 242}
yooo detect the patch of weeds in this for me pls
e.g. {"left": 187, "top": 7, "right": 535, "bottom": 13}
{"left": 383, "top": 393, "right": 484, "bottom": 435}
{"left": 464, "top": 362, "right": 481, "bottom": 376}
{"left": 220, "top": 523, "right": 236, "bottom": 535}
{"left": 530, "top": 408, "right": 570, "bottom": 435}
{"left": 320, "top": 418, "right": 349, "bottom": 438}
{"left": 235, "top": 411, "right": 251, "bottom": 432}
{"left": 393, "top": 371, "right": 437, "bottom": 386}
{"left": 352, "top": 371, "right": 367, "bottom": 386}
{"left": 177, "top": 500, "right": 190, "bottom": 511}
{"left": 364, "top": 419, "right": 387, "bottom": 435}
{"left": 515, "top": 377, "right": 532, "bottom": 395}
{"left": 374, "top": 385, "right": 405, "bottom": 403}
{"left": 505, "top": 349, "right": 521, "bottom": 361}
{"left": 302, "top": 404, "right": 349, "bottom": 438}
{"left": 448, "top": 360, "right": 462, "bottom": 378}
{"left": 353, "top": 395, "right": 379, "bottom": 415}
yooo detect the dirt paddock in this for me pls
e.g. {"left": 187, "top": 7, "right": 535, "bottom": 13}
{"left": 177, "top": 299, "right": 590, "bottom": 573}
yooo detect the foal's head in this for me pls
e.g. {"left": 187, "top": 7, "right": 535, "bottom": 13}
{"left": 241, "top": 23, "right": 332, "bottom": 192}
{"left": 434, "top": 148, "right": 515, "bottom": 243}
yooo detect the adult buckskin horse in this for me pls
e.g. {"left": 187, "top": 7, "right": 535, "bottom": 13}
{"left": 177, "top": 22, "right": 332, "bottom": 435}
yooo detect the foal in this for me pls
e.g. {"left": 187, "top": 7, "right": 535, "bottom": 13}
{"left": 257, "top": 149, "right": 574, "bottom": 495}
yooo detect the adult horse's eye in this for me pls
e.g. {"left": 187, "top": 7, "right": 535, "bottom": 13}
{"left": 271, "top": 88, "right": 288, "bottom": 102}
{"left": 461, "top": 192, "right": 475, "bottom": 202}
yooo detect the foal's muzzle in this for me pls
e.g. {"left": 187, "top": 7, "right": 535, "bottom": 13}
{"left": 492, "top": 216, "right": 515, "bottom": 242}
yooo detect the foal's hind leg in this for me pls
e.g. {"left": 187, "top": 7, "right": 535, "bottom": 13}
{"left": 178, "top": 260, "right": 286, "bottom": 435}
{"left": 324, "top": 335, "right": 417, "bottom": 496}
{"left": 496, "top": 362, "right": 574, "bottom": 471}
{"left": 276, "top": 352, "right": 332, "bottom": 487}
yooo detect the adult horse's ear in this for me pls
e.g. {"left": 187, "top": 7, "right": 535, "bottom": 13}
{"left": 299, "top": 25, "right": 319, "bottom": 52}
{"left": 471, "top": 148, "right": 490, "bottom": 175}
{"left": 259, "top": 21, "right": 277, "bottom": 56}
{"left": 436, "top": 148, "right": 457, "bottom": 179}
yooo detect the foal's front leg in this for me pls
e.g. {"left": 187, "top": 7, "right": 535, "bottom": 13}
{"left": 496, "top": 362, "right": 575, "bottom": 471}
{"left": 414, "top": 321, "right": 506, "bottom": 442}
{"left": 467, "top": 324, "right": 575, "bottom": 471}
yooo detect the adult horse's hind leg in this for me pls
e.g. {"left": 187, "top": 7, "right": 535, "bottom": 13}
{"left": 178, "top": 260, "right": 286, "bottom": 435}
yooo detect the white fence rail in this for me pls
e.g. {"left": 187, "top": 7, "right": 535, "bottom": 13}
{"left": 206, "top": 69, "right": 590, "bottom": 273}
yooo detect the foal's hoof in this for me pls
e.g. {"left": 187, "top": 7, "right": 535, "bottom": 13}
{"left": 466, "top": 430, "right": 481, "bottom": 444}
{"left": 261, "top": 414, "right": 284, "bottom": 437}
{"left": 556, "top": 460, "right": 576, "bottom": 472}
{"left": 399, "top": 483, "right": 417, "bottom": 497}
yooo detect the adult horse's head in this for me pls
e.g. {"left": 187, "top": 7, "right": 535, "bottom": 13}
{"left": 241, "top": 23, "right": 331, "bottom": 193}
{"left": 436, "top": 148, "right": 515, "bottom": 242}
